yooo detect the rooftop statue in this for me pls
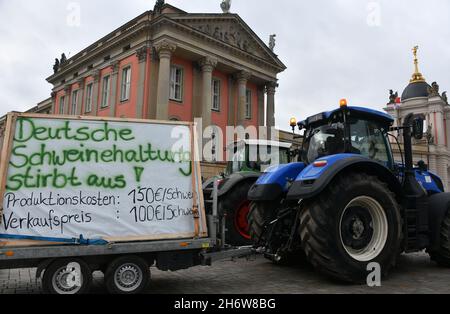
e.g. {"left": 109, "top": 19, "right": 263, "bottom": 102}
{"left": 53, "top": 58, "right": 60, "bottom": 74}
{"left": 388, "top": 89, "right": 398, "bottom": 104}
{"left": 442, "top": 91, "right": 448, "bottom": 105}
{"left": 428, "top": 81, "right": 440, "bottom": 97}
{"left": 269, "top": 34, "right": 276, "bottom": 51}
{"left": 221, "top": 0, "right": 231, "bottom": 14}
{"left": 154, "top": 0, "right": 165, "bottom": 15}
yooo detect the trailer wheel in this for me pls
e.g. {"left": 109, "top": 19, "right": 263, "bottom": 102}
{"left": 220, "top": 181, "right": 255, "bottom": 246}
{"left": 429, "top": 210, "right": 450, "bottom": 267}
{"left": 105, "top": 256, "right": 150, "bottom": 294}
{"left": 42, "top": 258, "right": 92, "bottom": 294}
{"left": 299, "top": 173, "right": 402, "bottom": 283}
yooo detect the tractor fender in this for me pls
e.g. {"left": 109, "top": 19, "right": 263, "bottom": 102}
{"left": 202, "top": 176, "right": 218, "bottom": 191}
{"left": 217, "top": 172, "right": 261, "bottom": 197}
{"left": 427, "top": 192, "right": 450, "bottom": 251}
{"left": 286, "top": 154, "right": 402, "bottom": 200}
{"left": 248, "top": 162, "right": 307, "bottom": 201}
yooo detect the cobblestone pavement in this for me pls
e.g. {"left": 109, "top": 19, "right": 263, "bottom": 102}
{"left": 0, "top": 252, "right": 449, "bottom": 294}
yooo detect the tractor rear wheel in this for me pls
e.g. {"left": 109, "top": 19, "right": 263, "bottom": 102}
{"left": 219, "top": 181, "right": 255, "bottom": 246}
{"left": 299, "top": 173, "right": 402, "bottom": 283}
{"left": 248, "top": 201, "right": 275, "bottom": 245}
{"left": 429, "top": 210, "right": 450, "bottom": 267}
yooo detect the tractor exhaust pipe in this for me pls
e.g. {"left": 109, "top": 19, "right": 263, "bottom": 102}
{"left": 403, "top": 113, "right": 415, "bottom": 172}
{"left": 402, "top": 113, "right": 426, "bottom": 197}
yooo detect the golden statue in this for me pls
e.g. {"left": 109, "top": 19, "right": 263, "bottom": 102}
{"left": 410, "top": 45, "right": 426, "bottom": 83}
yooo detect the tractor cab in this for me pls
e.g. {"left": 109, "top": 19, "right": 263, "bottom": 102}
{"left": 296, "top": 101, "right": 395, "bottom": 169}
{"left": 225, "top": 140, "right": 292, "bottom": 175}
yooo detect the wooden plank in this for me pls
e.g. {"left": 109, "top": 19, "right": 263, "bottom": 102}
{"left": 13, "top": 112, "right": 193, "bottom": 127}
{"left": 0, "top": 113, "right": 17, "bottom": 224}
{"left": 104, "top": 232, "right": 206, "bottom": 243}
{"left": 193, "top": 123, "right": 208, "bottom": 236}
{"left": 190, "top": 124, "right": 200, "bottom": 238}
{"left": 0, "top": 240, "right": 60, "bottom": 248}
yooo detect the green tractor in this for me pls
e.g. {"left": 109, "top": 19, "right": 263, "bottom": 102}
{"left": 203, "top": 140, "right": 293, "bottom": 246}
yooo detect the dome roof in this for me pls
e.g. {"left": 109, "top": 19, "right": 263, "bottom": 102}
{"left": 401, "top": 81, "right": 430, "bottom": 101}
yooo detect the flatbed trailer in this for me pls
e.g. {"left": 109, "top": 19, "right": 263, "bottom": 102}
{"left": 0, "top": 180, "right": 253, "bottom": 294}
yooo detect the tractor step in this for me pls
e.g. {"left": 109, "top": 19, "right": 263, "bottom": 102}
{"left": 404, "top": 197, "right": 430, "bottom": 252}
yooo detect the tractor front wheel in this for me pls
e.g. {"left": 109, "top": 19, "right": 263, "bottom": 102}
{"left": 299, "top": 173, "right": 402, "bottom": 283}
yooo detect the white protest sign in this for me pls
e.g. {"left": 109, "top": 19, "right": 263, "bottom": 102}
{"left": 0, "top": 115, "right": 207, "bottom": 243}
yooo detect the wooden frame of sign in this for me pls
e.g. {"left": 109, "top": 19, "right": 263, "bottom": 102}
{"left": 0, "top": 112, "right": 208, "bottom": 246}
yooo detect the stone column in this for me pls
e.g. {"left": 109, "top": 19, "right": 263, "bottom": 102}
{"left": 91, "top": 70, "right": 100, "bottom": 116}
{"left": 437, "top": 154, "right": 449, "bottom": 191}
{"left": 429, "top": 151, "right": 437, "bottom": 171}
{"left": 236, "top": 71, "right": 251, "bottom": 126}
{"left": 256, "top": 86, "right": 267, "bottom": 139}
{"left": 155, "top": 40, "right": 177, "bottom": 120}
{"left": 109, "top": 61, "right": 120, "bottom": 117}
{"left": 136, "top": 46, "right": 149, "bottom": 119}
{"left": 434, "top": 107, "right": 446, "bottom": 147}
{"left": 199, "top": 57, "right": 218, "bottom": 129}
{"left": 266, "top": 81, "right": 278, "bottom": 139}
{"left": 77, "top": 78, "right": 85, "bottom": 115}
{"left": 64, "top": 85, "right": 72, "bottom": 114}
{"left": 50, "top": 91, "right": 57, "bottom": 114}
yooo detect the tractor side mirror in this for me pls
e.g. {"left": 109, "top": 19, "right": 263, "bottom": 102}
{"left": 412, "top": 117, "right": 424, "bottom": 140}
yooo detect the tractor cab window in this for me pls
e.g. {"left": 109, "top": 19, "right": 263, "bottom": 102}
{"left": 303, "top": 122, "right": 346, "bottom": 164}
{"left": 258, "top": 146, "right": 290, "bottom": 172}
{"left": 228, "top": 144, "right": 246, "bottom": 174}
{"left": 348, "top": 119, "right": 392, "bottom": 165}
{"left": 226, "top": 144, "right": 291, "bottom": 174}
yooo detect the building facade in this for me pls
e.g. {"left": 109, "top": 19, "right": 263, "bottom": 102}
{"left": 385, "top": 47, "right": 450, "bottom": 190}
{"left": 47, "top": 3, "right": 285, "bottom": 142}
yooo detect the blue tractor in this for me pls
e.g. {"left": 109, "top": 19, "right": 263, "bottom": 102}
{"left": 248, "top": 100, "right": 450, "bottom": 283}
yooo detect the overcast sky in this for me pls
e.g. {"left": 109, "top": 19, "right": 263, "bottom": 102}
{"left": 1, "top": 0, "right": 449, "bottom": 131}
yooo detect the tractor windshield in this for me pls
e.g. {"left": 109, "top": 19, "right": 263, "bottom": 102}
{"left": 226, "top": 144, "right": 291, "bottom": 174}
{"left": 302, "top": 117, "right": 393, "bottom": 167}
{"left": 302, "top": 122, "right": 346, "bottom": 164}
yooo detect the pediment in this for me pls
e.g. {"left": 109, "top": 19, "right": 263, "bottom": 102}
{"left": 172, "top": 16, "right": 285, "bottom": 70}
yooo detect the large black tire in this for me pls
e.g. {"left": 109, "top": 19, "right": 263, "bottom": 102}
{"left": 105, "top": 256, "right": 151, "bottom": 294}
{"left": 42, "top": 258, "right": 92, "bottom": 294}
{"left": 299, "top": 173, "right": 402, "bottom": 283}
{"left": 248, "top": 201, "right": 275, "bottom": 245}
{"left": 429, "top": 210, "right": 450, "bottom": 267}
{"left": 220, "top": 181, "right": 255, "bottom": 246}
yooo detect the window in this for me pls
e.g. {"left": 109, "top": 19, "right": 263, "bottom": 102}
{"left": 212, "top": 79, "right": 221, "bottom": 111}
{"left": 245, "top": 89, "right": 252, "bottom": 119}
{"left": 304, "top": 123, "right": 345, "bottom": 164}
{"left": 70, "top": 90, "right": 78, "bottom": 115}
{"left": 349, "top": 119, "right": 391, "bottom": 165}
{"left": 170, "top": 66, "right": 183, "bottom": 102}
{"left": 85, "top": 83, "right": 93, "bottom": 113}
{"left": 101, "top": 76, "right": 111, "bottom": 108}
{"left": 120, "top": 66, "right": 132, "bottom": 102}
{"left": 59, "top": 96, "right": 65, "bottom": 114}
